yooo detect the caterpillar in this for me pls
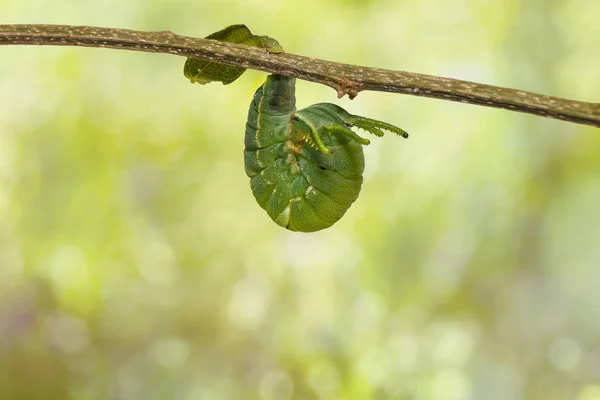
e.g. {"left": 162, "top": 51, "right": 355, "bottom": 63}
{"left": 244, "top": 74, "right": 408, "bottom": 232}
{"left": 185, "top": 25, "right": 409, "bottom": 232}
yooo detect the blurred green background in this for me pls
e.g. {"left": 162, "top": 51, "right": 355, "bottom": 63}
{"left": 1, "top": 0, "right": 600, "bottom": 399}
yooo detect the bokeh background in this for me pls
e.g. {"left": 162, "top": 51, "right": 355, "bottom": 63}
{"left": 1, "top": 0, "right": 600, "bottom": 399}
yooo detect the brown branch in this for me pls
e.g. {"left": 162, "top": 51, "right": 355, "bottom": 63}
{"left": 1, "top": 24, "right": 599, "bottom": 128}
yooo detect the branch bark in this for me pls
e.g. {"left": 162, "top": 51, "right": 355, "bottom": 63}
{"left": 1, "top": 24, "right": 599, "bottom": 128}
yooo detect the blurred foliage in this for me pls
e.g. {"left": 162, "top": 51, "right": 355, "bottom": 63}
{"left": 1, "top": 0, "right": 600, "bottom": 399}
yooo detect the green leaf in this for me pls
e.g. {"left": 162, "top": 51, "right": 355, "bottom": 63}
{"left": 183, "top": 25, "right": 284, "bottom": 85}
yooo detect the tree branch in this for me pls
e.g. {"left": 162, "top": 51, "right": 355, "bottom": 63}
{"left": 1, "top": 24, "right": 599, "bottom": 128}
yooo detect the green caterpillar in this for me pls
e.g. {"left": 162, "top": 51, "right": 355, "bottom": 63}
{"left": 185, "top": 25, "right": 408, "bottom": 232}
